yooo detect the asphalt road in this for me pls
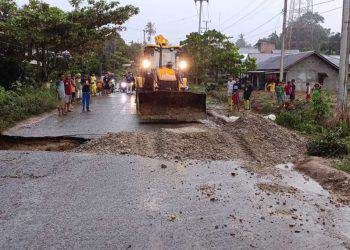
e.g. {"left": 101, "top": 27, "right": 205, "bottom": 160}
{"left": 2, "top": 93, "right": 200, "bottom": 139}
{"left": 1, "top": 93, "right": 350, "bottom": 249}
{"left": 1, "top": 151, "right": 349, "bottom": 249}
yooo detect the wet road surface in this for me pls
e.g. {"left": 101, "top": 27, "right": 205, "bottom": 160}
{"left": 1, "top": 93, "right": 350, "bottom": 249}
{"left": 0, "top": 151, "right": 349, "bottom": 249}
{"left": 3, "top": 93, "right": 200, "bottom": 139}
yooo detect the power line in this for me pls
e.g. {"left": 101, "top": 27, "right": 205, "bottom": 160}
{"left": 319, "top": 6, "right": 342, "bottom": 14}
{"left": 244, "top": 11, "right": 282, "bottom": 37}
{"left": 221, "top": 0, "right": 274, "bottom": 32}
{"left": 220, "top": 0, "right": 258, "bottom": 26}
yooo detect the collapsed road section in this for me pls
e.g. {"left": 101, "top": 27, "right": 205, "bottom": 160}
{"left": 0, "top": 135, "right": 88, "bottom": 152}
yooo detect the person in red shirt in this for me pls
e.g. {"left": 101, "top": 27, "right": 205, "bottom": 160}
{"left": 64, "top": 73, "right": 73, "bottom": 112}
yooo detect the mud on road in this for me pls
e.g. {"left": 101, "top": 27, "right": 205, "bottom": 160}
{"left": 76, "top": 113, "right": 307, "bottom": 171}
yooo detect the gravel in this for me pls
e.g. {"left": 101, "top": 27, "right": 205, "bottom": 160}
{"left": 75, "top": 113, "right": 307, "bottom": 170}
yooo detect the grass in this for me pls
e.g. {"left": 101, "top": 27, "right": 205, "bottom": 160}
{"left": 333, "top": 157, "right": 350, "bottom": 174}
{"left": 0, "top": 86, "right": 58, "bottom": 132}
{"left": 189, "top": 84, "right": 206, "bottom": 94}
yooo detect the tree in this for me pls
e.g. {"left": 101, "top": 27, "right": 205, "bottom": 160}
{"left": 257, "top": 13, "right": 341, "bottom": 53}
{"left": 286, "top": 12, "right": 330, "bottom": 51}
{"left": 0, "top": 0, "right": 139, "bottom": 84}
{"left": 145, "top": 22, "right": 156, "bottom": 43}
{"left": 181, "top": 30, "right": 256, "bottom": 84}
{"left": 320, "top": 32, "right": 341, "bottom": 55}
{"left": 236, "top": 34, "right": 248, "bottom": 48}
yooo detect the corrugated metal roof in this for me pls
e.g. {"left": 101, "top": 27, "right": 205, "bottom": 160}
{"left": 239, "top": 48, "right": 260, "bottom": 54}
{"left": 257, "top": 51, "right": 322, "bottom": 71}
{"left": 272, "top": 49, "right": 300, "bottom": 54}
{"left": 247, "top": 53, "right": 279, "bottom": 64}
{"left": 322, "top": 55, "right": 340, "bottom": 67}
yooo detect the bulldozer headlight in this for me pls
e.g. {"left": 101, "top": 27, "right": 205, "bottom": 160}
{"left": 121, "top": 82, "right": 127, "bottom": 88}
{"left": 179, "top": 61, "right": 188, "bottom": 70}
{"left": 142, "top": 59, "right": 151, "bottom": 69}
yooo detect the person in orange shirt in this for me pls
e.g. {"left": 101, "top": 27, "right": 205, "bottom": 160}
{"left": 97, "top": 79, "right": 103, "bottom": 96}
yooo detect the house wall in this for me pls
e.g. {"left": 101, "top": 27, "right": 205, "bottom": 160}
{"left": 286, "top": 54, "right": 339, "bottom": 92}
{"left": 258, "top": 41, "right": 276, "bottom": 54}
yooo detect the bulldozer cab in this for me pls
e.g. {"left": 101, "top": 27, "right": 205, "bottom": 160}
{"left": 136, "top": 35, "right": 206, "bottom": 122}
{"left": 142, "top": 44, "right": 183, "bottom": 91}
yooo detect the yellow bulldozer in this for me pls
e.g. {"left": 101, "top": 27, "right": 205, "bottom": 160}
{"left": 135, "top": 35, "right": 206, "bottom": 122}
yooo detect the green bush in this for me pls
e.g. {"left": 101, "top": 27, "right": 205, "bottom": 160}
{"left": 307, "top": 130, "right": 349, "bottom": 157}
{"left": 276, "top": 110, "right": 302, "bottom": 129}
{"left": 0, "top": 86, "right": 57, "bottom": 132}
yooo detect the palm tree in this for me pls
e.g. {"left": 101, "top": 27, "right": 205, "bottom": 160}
{"left": 145, "top": 22, "right": 156, "bottom": 43}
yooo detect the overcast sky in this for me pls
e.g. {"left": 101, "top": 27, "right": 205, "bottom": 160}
{"left": 16, "top": 0, "right": 343, "bottom": 45}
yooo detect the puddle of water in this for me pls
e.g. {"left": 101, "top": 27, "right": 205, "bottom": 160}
{"left": 276, "top": 163, "right": 330, "bottom": 197}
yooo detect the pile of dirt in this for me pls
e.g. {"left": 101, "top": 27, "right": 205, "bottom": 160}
{"left": 75, "top": 113, "right": 307, "bottom": 169}
{"left": 223, "top": 114, "right": 307, "bottom": 170}
{"left": 296, "top": 157, "right": 350, "bottom": 205}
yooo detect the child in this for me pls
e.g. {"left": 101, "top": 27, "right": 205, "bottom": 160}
{"left": 276, "top": 82, "right": 285, "bottom": 106}
{"left": 306, "top": 82, "right": 312, "bottom": 101}
{"left": 232, "top": 79, "right": 240, "bottom": 112}
{"left": 97, "top": 79, "right": 103, "bottom": 96}
{"left": 91, "top": 81, "right": 97, "bottom": 96}
{"left": 243, "top": 81, "right": 253, "bottom": 110}
{"left": 267, "top": 81, "right": 276, "bottom": 99}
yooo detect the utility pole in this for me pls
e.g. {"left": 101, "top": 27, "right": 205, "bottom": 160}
{"left": 195, "top": 0, "right": 208, "bottom": 34}
{"left": 203, "top": 20, "right": 211, "bottom": 32}
{"left": 143, "top": 29, "right": 146, "bottom": 45}
{"left": 279, "top": 0, "right": 288, "bottom": 82}
{"left": 338, "top": 0, "right": 350, "bottom": 114}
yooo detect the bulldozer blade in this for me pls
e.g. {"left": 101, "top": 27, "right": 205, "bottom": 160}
{"left": 137, "top": 91, "right": 207, "bottom": 122}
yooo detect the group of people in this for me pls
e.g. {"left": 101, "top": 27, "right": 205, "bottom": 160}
{"left": 227, "top": 76, "right": 254, "bottom": 112}
{"left": 55, "top": 72, "right": 117, "bottom": 116}
{"left": 226, "top": 77, "right": 324, "bottom": 113}
{"left": 266, "top": 79, "right": 323, "bottom": 105}
{"left": 266, "top": 79, "right": 297, "bottom": 105}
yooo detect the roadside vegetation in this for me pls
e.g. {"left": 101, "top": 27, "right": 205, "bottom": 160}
{"left": 0, "top": 0, "right": 139, "bottom": 131}
{"left": 0, "top": 86, "right": 57, "bottom": 132}
{"left": 193, "top": 83, "right": 350, "bottom": 174}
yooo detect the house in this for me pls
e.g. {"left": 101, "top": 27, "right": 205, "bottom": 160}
{"left": 247, "top": 51, "right": 349, "bottom": 91}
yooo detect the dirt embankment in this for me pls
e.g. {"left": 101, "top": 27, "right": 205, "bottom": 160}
{"left": 296, "top": 157, "right": 350, "bottom": 205}
{"left": 75, "top": 113, "right": 307, "bottom": 170}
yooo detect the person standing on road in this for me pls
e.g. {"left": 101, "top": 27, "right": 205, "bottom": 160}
{"left": 103, "top": 72, "right": 111, "bottom": 96}
{"left": 227, "top": 76, "right": 234, "bottom": 112}
{"left": 71, "top": 76, "right": 76, "bottom": 104}
{"left": 126, "top": 72, "right": 135, "bottom": 94}
{"left": 82, "top": 79, "right": 91, "bottom": 112}
{"left": 243, "top": 80, "right": 253, "bottom": 110}
{"left": 97, "top": 79, "right": 103, "bottom": 96}
{"left": 56, "top": 73, "right": 66, "bottom": 116}
{"left": 75, "top": 73, "right": 82, "bottom": 100}
{"left": 64, "top": 73, "right": 73, "bottom": 112}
